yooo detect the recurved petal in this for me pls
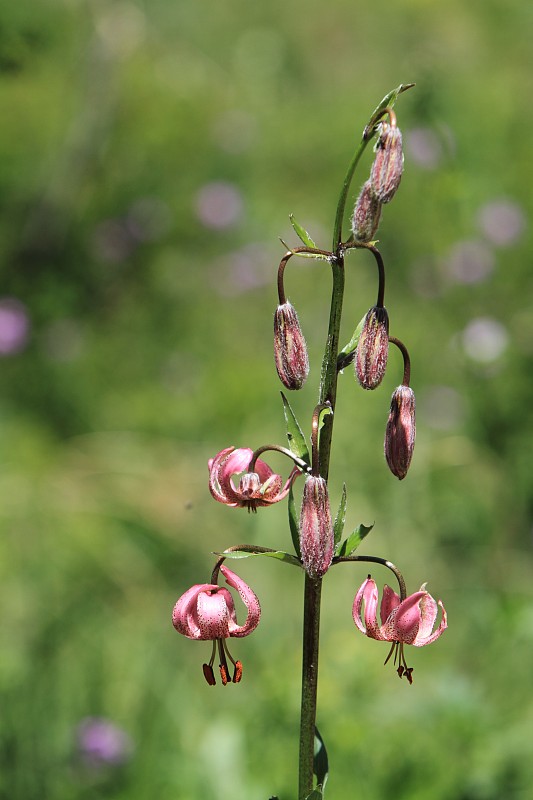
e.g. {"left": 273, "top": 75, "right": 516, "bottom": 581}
{"left": 209, "top": 447, "right": 254, "bottom": 505}
{"left": 390, "top": 591, "right": 426, "bottom": 644}
{"left": 220, "top": 565, "right": 261, "bottom": 638}
{"left": 415, "top": 589, "right": 438, "bottom": 641}
{"left": 172, "top": 583, "right": 218, "bottom": 638}
{"left": 195, "top": 590, "right": 232, "bottom": 639}
{"left": 413, "top": 599, "right": 448, "bottom": 646}
{"left": 353, "top": 577, "right": 386, "bottom": 639}
{"left": 253, "top": 457, "right": 275, "bottom": 484}
{"left": 380, "top": 584, "right": 401, "bottom": 624}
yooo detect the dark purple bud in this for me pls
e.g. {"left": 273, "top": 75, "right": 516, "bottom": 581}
{"left": 274, "top": 301, "right": 309, "bottom": 390}
{"left": 355, "top": 306, "right": 389, "bottom": 389}
{"left": 299, "top": 475, "right": 333, "bottom": 579}
{"left": 351, "top": 180, "right": 382, "bottom": 242}
{"left": 385, "top": 385, "right": 416, "bottom": 480}
{"left": 370, "top": 123, "right": 404, "bottom": 204}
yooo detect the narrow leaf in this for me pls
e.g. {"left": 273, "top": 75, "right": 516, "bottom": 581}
{"left": 217, "top": 549, "right": 302, "bottom": 567}
{"left": 280, "top": 238, "right": 330, "bottom": 261}
{"left": 314, "top": 726, "right": 329, "bottom": 792}
{"left": 289, "top": 214, "right": 317, "bottom": 248}
{"left": 281, "top": 391, "right": 310, "bottom": 464}
{"left": 288, "top": 483, "right": 301, "bottom": 558}
{"left": 335, "top": 523, "right": 374, "bottom": 557}
{"left": 339, "top": 312, "right": 366, "bottom": 357}
{"left": 305, "top": 792, "right": 322, "bottom": 800}
{"left": 364, "top": 82, "right": 415, "bottom": 139}
{"left": 333, "top": 484, "right": 347, "bottom": 548}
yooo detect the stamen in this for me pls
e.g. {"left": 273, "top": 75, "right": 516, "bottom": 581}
{"left": 233, "top": 661, "right": 243, "bottom": 683}
{"left": 218, "top": 639, "right": 229, "bottom": 686}
{"left": 384, "top": 641, "right": 396, "bottom": 666}
{"left": 202, "top": 664, "right": 216, "bottom": 685}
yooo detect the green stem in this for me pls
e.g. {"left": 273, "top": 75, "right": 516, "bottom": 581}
{"left": 298, "top": 254, "right": 345, "bottom": 800}
{"left": 332, "top": 140, "right": 373, "bottom": 250}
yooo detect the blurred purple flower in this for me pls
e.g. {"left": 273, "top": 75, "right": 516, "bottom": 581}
{"left": 194, "top": 182, "right": 244, "bottom": 230}
{"left": 76, "top": 717, "right": 133, "bottom": 768}
{"left": 210, "top": 243, "right": 273, "bottom": 295}
{"left": 462, "top": 317, "right": 508, "bottom": 363}
{"left": 405, "top": 127, "right": 443, "bottom": 170}
{"left": 477, "top": 199, "right": 526, "bottom": 247}
{"left": 446, "top": 240, "right": 495, "bottom": 285}
{"left": 0, "top": 298, "right": 30, "bottom": 355}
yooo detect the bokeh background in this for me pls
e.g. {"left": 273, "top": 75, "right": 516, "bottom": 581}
{"left": 1, "top": 1, "right": 532, "bottom": 798}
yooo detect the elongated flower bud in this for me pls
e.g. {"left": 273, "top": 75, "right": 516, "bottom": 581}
{"left": 274, "top": 301, "right": 309, "bottom": 390}
{"left": 299, "top": 475, "right": 333, "bottom": 579}
{"left": 351, "top": 180, "right": 382, "bottom": 242}
{"left": 370, "top": 123, "right": 404, "bottom": 204}
{"left": 385, "top": 385, "right": 416, "bottom": 480}
{"left": 355, "top": 306, "right": 389, "bottom": 389}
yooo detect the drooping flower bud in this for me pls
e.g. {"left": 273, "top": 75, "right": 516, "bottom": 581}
{"left": 299, "top": 475, "right": 333, "bottom": 579}
{"left": 384, "top": 385, "right": 416, "bottom": 480}
{"left": 370, "top": 122, "right": 404, "bottom": 204}
{"left": 355, "top": 306, "right": 389, "bottom": 389}
{"left": 274, "top": 301, "right": 309, "bottom": 390}
{"left": 351, "top": 180, "right": 382, "bottom": 242}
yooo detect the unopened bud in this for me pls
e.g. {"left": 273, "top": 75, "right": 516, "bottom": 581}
{"left": 384, "top": 385, "right": 416, "bottom": 480}
{"left": 355, "top": 306, "right": 389, "bottom": 389}
{"left": 299, "top": 475, "right": 333, "bottom": 579}
{"left": 370, "top": 123, "right": 403, "bottom": 204}
{"left": 351, "top": 180, "right": 382, "bottom": 242}
{"left": 274, "top": 302, "right": 309, "bottom": 390}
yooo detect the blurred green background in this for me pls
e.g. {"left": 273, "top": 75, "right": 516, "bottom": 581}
{"left": 1, "top": 0, "right": 532, "bottom": 798}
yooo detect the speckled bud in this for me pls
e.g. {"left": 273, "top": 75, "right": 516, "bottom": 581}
{"left": 385, "top": 385, "right": 416, "bottom": 480}
{"left": 274, "top": 301, "right": 309, "bottom": 390}
{"left": 370, "top": 123, "right": 403, "bottom": 204}
{"left": 355, "top": 306, "right": 389, "bottom": 389}
{"left": 351, "top": 180, "right": 382, "bottom": 242}
{"left": 299, "top": 475, "right": 333, "bottom": 579}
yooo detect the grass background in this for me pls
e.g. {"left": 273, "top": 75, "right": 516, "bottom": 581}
{"left": 1, "top": 0, "right": 532, "bottom": 798}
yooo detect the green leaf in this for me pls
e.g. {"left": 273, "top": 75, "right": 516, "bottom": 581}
{"left": 333, "top": 484, "right": 347, "bottom": 548}
{"left": 217, "top": 549, "right": 302, "bottom": 568}
{"left": 335, "top": 523, "right": 374, "bottom": 557}
{"left": 339, "top": 312, "right": 366, "bottom": 357}
{"left": 305, "top": 792, "right": 322, "bottom": 800}
{"left": 364, "top": 82, "right": 415, "bottom": 139}
{"left": 289, "top": 214, "right": 317, "bottom": 248}
{"left": 279, "top": 238, "right": 330, "bottom": 261}
{"left": 314, "top": 726, "right": 329, "bottom": 793}
{"left": 281, "top": 392, "right": 310, "bottom": 464}
{"left": 288, "top": 483, "right": 301, "bottom": 558}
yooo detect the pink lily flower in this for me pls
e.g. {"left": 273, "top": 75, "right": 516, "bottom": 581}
{"left": 172, "top": 565, "right": 261, "bottom": 685}
{"left": 352, "top": 576, "right": 447, "bottom": 683}
{"left": 208, "top": 446, "right": 299, "bottom": 512}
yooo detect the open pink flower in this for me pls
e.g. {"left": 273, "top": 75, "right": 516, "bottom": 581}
{"left": 208, "top": 446, "right": 299, "bottom": 511}
{"left": 352, "top": 576, "right": 447, "bottom": 683}
{"left": 172, "top": 565, "right": 260, "bottom": 685}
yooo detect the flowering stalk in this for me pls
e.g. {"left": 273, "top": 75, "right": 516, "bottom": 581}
{"left": 173, "top": 83, "right": 449, "bottom": 800}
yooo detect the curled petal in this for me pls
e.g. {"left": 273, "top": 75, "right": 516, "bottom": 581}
{"left": 208, "top": 445, "right": 300, "bottom": 509}
{"left": 208, "top": 447, "right": 243, "bottom": 506}
{"left": 413, "top": 598, "right": 447, "bottom": 646}
{"left": 415, "top": 589, "right": 438, "bottom": 641}
{"left": 352, "top": 577, "right": 387, "bottom": 640}
{"left": 380, "top": 584, "right": 401, "bottom": 624}
{"left": 220, "top": 565, "right": 261, "bottom": 638}
{"left": 388, "top": 591, "right": 426, "bottom": 644}
{"left": 195, "top": 590, "right": 232, "bottom": 639}
{"left": 172, "top": 583, "right": 220, "bottom": 639}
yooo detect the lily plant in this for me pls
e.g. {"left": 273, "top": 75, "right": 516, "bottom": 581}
{"left": 173, "top": 84, "right": 448, "bottom": 799}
